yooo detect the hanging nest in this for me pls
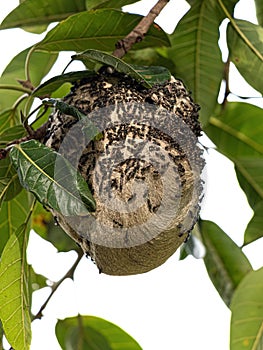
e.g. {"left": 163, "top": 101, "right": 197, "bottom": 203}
{"left": 44, "top": 70, "right": 205, "bottom": 275}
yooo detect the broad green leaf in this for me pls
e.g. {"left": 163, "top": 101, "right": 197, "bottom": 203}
{"left": 10, "top": 140, "right": 96, "bottom": 216}
{"left": 0, "top": 190, "right": 31, "bottom": 255}
{"left": 86, "top": 0, "right": 138, "bottom": 10}
{"left": 167, "top": 0, "right": 225, "bottom": 125}
{"left": 133, "top": 66, "right": 171, "bottom": 85}
{"left": 0, "top": 109, "right": 17, "bottom": 133}
{"left": 228, "top": 20, "right": 263, "bottom": 93}
{"left": 0, "top": 0, "right": 86, "bottom": 31}
{"left": 72, "top": 50, "right": 150, "bottom": 85}
{"left": 0, "top": 125, "right": 26, "bottom": 147}
{"left": 29, "top": 265, "right": 47, "bottom": 292}
{"left": 72, "top": 50, "right": 171, "bottom": 87}
{"left": 56, "top": 315, "right": 143, "bottom": 350}
{"left": 0, "top": 48, "right": 57, "bottom": 113}
{"left": 0, "top": 158, "right": 23, "bottom": 207}
{"left": 230, "top": 268, "right": 263, "bottom": 350}
{"left": 32, "top": 70, "right": 96, "bottom": 97}
{"left": 73, "top": 49, "right": 171, "bottom": 86}
{"left": 235, "top": 167, "right": 262, "bottom": 210}
{"left": 0, "top": 228, "right": 31, "bottom": 350}
{"left": 205, "top": 102, "right": 263, "bottom": 211}
{"left": 244, "top": 201, "right": 263, "bottom": 245}
{"left": 125, "top": 48, "right": 176, "bottom": 74}
{"left": 1, "top": 49, "right": 58, "bottom": 88}
{"left": 255, "top": 0, "right": 263, "bottom": 26}
{"left": 32, "top": 202, "right": 77, "bottom": 252}
{"left": 34, "top": 9, "right": 170, "bottom": 53}
{"left": 200, "top": 220, "right": 252, "bottom": 307}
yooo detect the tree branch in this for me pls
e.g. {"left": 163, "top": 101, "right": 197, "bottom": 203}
{"left": 112, "top": 0, "right": 170, "bottom": 59}
{"left": 32, "top": 249, "right": 84, "bottom": 321}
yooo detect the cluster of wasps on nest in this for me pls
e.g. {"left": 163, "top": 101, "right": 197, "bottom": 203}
{"left": 44, "top": 68, "right": 205, "bottom": 276}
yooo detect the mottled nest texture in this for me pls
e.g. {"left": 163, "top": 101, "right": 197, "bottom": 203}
{"left": 44, "top": 70, "right": 205, "bottom": 275}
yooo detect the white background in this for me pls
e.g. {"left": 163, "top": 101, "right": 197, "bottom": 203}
{"left": 0, "top": 1, "right": 263, "bottom": 349}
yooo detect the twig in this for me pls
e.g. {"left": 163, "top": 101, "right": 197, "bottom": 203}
{"left": 32, "top": 249, "right": 84, "bottom": 321}
{"left": 112, "top": 0, "right": 170, "bottom": 59}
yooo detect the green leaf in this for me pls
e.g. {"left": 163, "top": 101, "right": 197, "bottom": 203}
{"left": 56, "top": 315, "right": 143, "bottom": 350}
{"left": 32, "top": 202, "right": 77, "bottom": 252}
{"left": 34, "top": 9, "right": 170, "bottom": 53}
{"left": 0, "top": 109, "right": 17, "bottom": 133}
{"left": 227, "top": 20, "right": 263, "bottom": 93}
{"left": 32, "top": 70, "right": 96, "bottom": 97}
{"left": 244, "top": 201, "right": 263, "bottom": 245}
{"left": 0, "top": 125, "right": 26, "bottom": 147}
{"left": 9, "top": 140, "right": 96, "bottom": 216}
{"left": 86, "top": 0, "right": 138, "bottom": 10}
{"left": 0, "top": 0, "right": 86, "bottom": 31}
{"left": 0, "top": 190, "right": 31, "bottom": 255}
{"left": 0, "top": 321, "right": 3, "bottom": 350}
{"left": 0, "top": 227, "right": 32, "bottom": 350}
{"left": 125, "top": 48, "right": 176, "bottom": 74}
{"left": 0, "top": 47, "right": 57, "bottom": 113}
{"left": 29, "top": 265, "right": 47, "bottom": 292}
{"left": 2, "top": 49, "right": 58, "bottom": 89}
{"left": 72, "top": 50, "right": 150, "bottom": 83}
{"left": 200, "top": 220, "right": 252, "bottom": 307}
{"left": 230, "top": 268, "right": 263, "bottom": 350}
{"left": 255, "top": 0, "right": 263, "bottom": 26}
{"left": 205, "top": 102, "right": 263, "bottom": 210}
{"left": 0, "top": 158, "right": 23, "bottom": 206}
{"left": 167, "top": 0, "right": 225, "bottom": 125}
{"left": 73, "top": 49, "right": 171, "bottom": 86}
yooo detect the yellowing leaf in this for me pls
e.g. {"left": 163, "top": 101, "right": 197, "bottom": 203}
{"left": 0, "top": 228, "right": 31, "bottom": 350}
{"left": 230, "top": 268, "right": 263, "bottom": 350}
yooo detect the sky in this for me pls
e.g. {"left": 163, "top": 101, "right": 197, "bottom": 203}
{"left": 0, "top": 1, "right": 263, "bottom": 350}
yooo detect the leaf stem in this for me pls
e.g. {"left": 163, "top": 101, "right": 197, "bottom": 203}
{"left": 0, "top": 84, "right": 32, "bottom": 94}
{"left": 12, "top": 94, "right": 29, "bottom": 110}
{"left": 25, "top": 47, "right": 35, "bottom": 83}
{"left": 218, "top": 0, "right": 263, "bottom": 61}
{"left": 112, "top": 0, "right": 170, "bottom": 59}
{"left": 32, "top": 249, "right": 83, "bottom": 321}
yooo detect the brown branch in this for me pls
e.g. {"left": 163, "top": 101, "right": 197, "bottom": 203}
{"left": 32, "top": 249, "right": 84, "bottom": 321}
{"left": 112, "top": 0, "right": 170, "bottom": 59}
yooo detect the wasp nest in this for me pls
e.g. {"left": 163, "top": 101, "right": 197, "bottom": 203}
{"left": 44, "top": 71, "right": 204, "bottom": 275}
